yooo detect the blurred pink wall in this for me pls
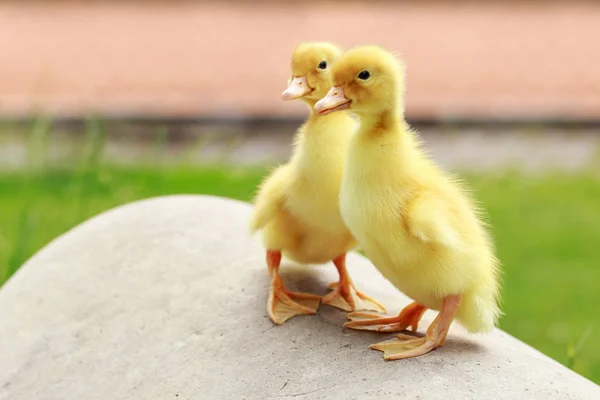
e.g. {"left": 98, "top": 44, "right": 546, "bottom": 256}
{"left": 0, "top": 1, "right": 599, "bottom": 121}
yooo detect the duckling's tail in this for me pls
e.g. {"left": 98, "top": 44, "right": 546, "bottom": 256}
{"left": 248, "top": 203, "right": 275, "bottom": 234}
{"left": 248, "top": 165, "right": 288, "bottom": 235}
{"left": 457, "top": 284, "right": 501, "bottom": 334}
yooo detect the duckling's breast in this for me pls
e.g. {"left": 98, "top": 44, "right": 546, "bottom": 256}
{"left": 339, "top": 137, "right": 447, "bottom": 309}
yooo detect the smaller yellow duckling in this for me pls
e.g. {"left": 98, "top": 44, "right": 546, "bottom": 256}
{"left": 314, "top": 46, "right": 502, "bottom": 359}
{"left": 249, "top": 42, "right": 385, "bottom": 325}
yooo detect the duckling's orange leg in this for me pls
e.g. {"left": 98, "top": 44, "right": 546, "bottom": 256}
{"left": 266, "top": 250, "right": 321, "bottom": 324}
{"left": 322, "top": 254, "right": 386, "bottom": 313}
{"left": 345, "top": 301, "right": 427, "bottom": 332}
{"left": 369, "top": 295, "right": 461, "bottom": 360}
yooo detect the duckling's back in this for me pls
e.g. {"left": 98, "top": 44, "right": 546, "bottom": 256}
{"left": 445, "top": 182, "right": 502, "bottom": 333}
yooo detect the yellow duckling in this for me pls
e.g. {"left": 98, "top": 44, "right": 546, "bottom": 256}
{"left": 314, "top": 46, "right": 502, "bottom": 359}
{"left": 249, "top": 42, "right": 385, "bottom": 325}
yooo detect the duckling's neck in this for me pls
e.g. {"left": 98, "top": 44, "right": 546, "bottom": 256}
{"left": 358, "top": 109, "right": 405, "bottom": 136}
{"left": 292, "top": 108, "right": 353, "bottom": 174}
{"left": 303, "top": 109, "right": 348, "bottom": 136}
{"left": 300, "top": 98, "right": 317, "bottom": 115}
{"left": 354, "top": 109, "right": 423, "bottom": 174}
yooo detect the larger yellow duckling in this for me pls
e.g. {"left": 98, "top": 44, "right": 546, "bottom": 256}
{"left": 314, "top": 46, "right": 502, "bottom": 359}
{"left": 249, "top": 43, "right": 385, "bottom": 325}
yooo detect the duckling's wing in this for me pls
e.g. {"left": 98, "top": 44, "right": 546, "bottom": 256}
{"left": 404, "top": 193, "right": 461, "bottom": 250}
{"left": 248, "top": 165, "right": 290, "bottom": 233}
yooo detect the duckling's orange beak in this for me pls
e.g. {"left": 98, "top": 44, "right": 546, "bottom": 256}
{"left": 281, "top": 76, "right": 312, "bottom": 100}
{"left": 314, "top": 87, "right": 351, "bottom": 116}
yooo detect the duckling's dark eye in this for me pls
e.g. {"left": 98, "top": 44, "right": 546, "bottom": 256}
{"left": 357, "top": 70, "right": 371, "bottom": 80}
{"left": 318, "top": 61, "right": 327, "bottom": 70}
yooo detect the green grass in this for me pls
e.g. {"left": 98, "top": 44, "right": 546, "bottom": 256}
{"left": 0, "top": 125, "right": 599, "bottom": 384}
{"left": 0, "top": 165, "right": 266, "bottom": 281}
{"left": 469, "top": 170, "right": 600, "bottom": 382}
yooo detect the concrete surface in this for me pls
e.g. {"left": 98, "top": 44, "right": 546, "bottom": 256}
{"left": 0, "top": 195, "right": 598, "bottom": 400}
{"left": 1, "top": 1, "right": 599, "bottom": 120}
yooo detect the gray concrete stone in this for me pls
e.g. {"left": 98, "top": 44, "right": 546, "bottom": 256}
{"left": 0, "top": 195, "right": 597, "bottom": 400}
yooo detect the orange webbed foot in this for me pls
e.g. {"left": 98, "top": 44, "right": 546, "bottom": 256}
{"left": 344, "top": 301, "right": 426, "bottom": 332}
{"left": 369, "top": 295, "right": 461, "bottom": 360}
{"left": 322, "top": 281, "right": 386, "bottom": 313}
{"left": 266, "top": 249, "right": 321, "bottom": 325}
{"left": 267, "top": 283, "right": 321, "bottom": 324}
{"left": 370, "top": 333, "right": 438, "bottom": 360}
{"left": 321, "top": 254, "right": 386, "bottom": 313}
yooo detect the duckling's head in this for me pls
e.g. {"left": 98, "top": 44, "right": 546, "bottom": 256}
{"left": 281, "top": 42, "right": 343, "bottom": 105}
{"left": 314, "top": 46, "right": 405, "bottom": 117}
